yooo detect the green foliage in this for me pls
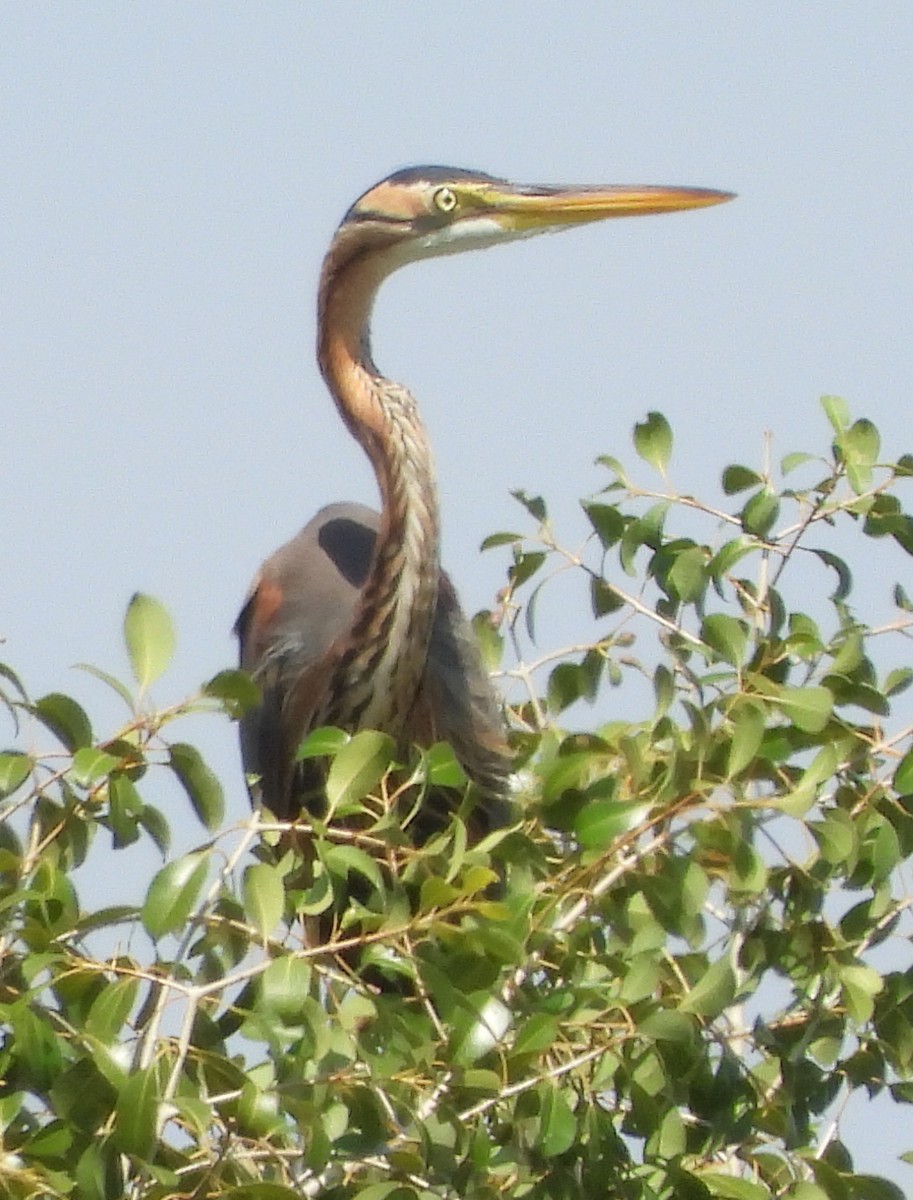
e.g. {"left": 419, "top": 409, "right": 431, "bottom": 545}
{"left": 2, "top": 399, "right": 913, "bottom": 1198}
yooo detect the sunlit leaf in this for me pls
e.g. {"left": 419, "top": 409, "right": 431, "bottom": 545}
{"left": 666, "top": 545, "right": 707, "bottom": 603}
{"left": 894, "top": 748, "right": 913, "bottom": 795}
{"left": 324, "top": 730, "right": 395, "bottom": 812}
{"left": 702, "top": 613, "right": 748, "bottom": 666}
{"left": 701, "top": 1174, "right": 770, "bottom": 1199}
{"left": 0, "top": 751, "right": 33, "bottom": 798}
{"left": 142, "top": 849, "right": 209, "bottom": 939}
{"left": 727, "top": 701, "right": 766, "bottom": 777}
{"left": 296, "top": 725, "right": 349, "bottom": 760}
{"left": 74, "top": 662, "right": 136, "bottom": 709}
{"left": 595, "top": 453, "right": 631, "bottom": 486}
{"left": 678, "top": 958, "right": 736, "bottom": 1017}
{"left": 259, "top": 956, "right": 311, "bottom": 1022}
{"left": 780, "top": 451, "right": 816, "bottom": 475}
{"left": 574, "top": 800, "right": 648, "bottom": 850}
{"left": 204, "top": 668, "right": 261, "bottom": 716}
{"left": 85, "top": 978, "right": 140, "bottom": 1043}
{"left": 811, "top": 810, "right": 856, "bottom": 865}
{"left": 69, "top": 746, "right": 121, "bottom": 787}
{"left": 843, "top": 418, "right": 881, "bottom": 494}
{"left": 123, "top": 592, "right": 176, "bottom": 689}
{"left": 633, "top": 411, "right": 673, "bottom": 474}
{"left": 776, "top": 685, "right": 833, "bottom": 732}
{"left": 821, "top": 393, "right": 851, "bottom": 434}
{"left": 243, "top": 862, "right": 285, "bottom": 940}
{"left": 512, "top": 1013, "right": 559, "bottom": 1056}
{"left": 113, "top": 1065, "right": 159, "bottom": 1158}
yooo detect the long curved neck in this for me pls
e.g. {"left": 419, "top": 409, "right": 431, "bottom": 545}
{"left": 314, "top": 230, "right": 441, "bottom": 733}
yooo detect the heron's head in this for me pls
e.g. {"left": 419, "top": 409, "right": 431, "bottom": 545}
{"left": 338, "top": 165, "right": 734, "bottom": 268}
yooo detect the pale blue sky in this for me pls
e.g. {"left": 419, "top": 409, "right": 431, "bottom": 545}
{"left": 3, "top": 5, "right": 913, "bottom": 1182}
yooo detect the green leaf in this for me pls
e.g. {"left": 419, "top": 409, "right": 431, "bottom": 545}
{"left": 595, "top": 453, "right": 631, "bottom": 486}
{"left": 846, "top": 1178, "right": 905, "bottom": 1200}
{"left": 721, "top": 464, "right": 762, "bottom": 495}
{"left": 33, "top": 692, "right": 93, "bottom": 751}
{"left": 620, "top": 502, "right": 668, "bottom": 575}
{"left": 633, "top": 410, "right": 673, "bottom": 474}
{"left": 702, "top": 613, "right": 748, "bottom": 666}
{"left": 581, "top": 500, "right": 626, "bottom": 548}
{"left": 780, "top": 451, "right": 816, "bottom": 475}
{"left": 776, "top": 685, "right": 834, "bottom": 733}
{"left": 322, "top": 844, "right": 384, "bottom": 892}
{"left": 480, "top": 530, "right": 522, "bottom": 550}
{"left": 168, "top": 742, "right": 224, "bottom": 831}
{"left": 204, "top": 668, "right": 261, "bottom": 716}
{"left": 513, "top": 1013, "right": 559, "bottom": 1056}
{"left": 139, "top": 803, "right": 171, "bottom": 856}
{"left": 590, "top": 577, "right": 625, "bottom": 617}
{"left": 829, "top": 629, "right": 863, "bottom": 676}
{"left": 296, "top": 725, "right": 349, "bottom": 760}
{"left": 844, "top": 417, "right": 881, "bottom": 466}
{"left": 727, "top": 701, "right": 766, "bottom": 777}
{"left": 509, "top": 549, "right": 547, "bottom": 589}
{"left": 74, "top": 662, "right": 136, "bottom": 709}
{"left": 539, "top": 1086, "right": 576, "bottom": 1157}
{"left": 701, "top": 1174, "right": 769, "bottom": 1199}
{"left": 809, "top": 548, "right": 853, "bottom": 601}
{"left": 346, "top": 1186, "right": 417, "bottom": 1200}
{"left": 811, "top": 810, "right": 856, "bottom": 865}
{"left": 511, "top": 488, "right": 548, "bottom": 522}
{"left": 679, "top": 958, "right": 736, "bottom": 1017}
{"left": 838, "top": 962, "right": 883, "bottom": 1024}
{"left": 85, "top": 978, "right": 140, "bottom": 1043}
{"left": 638, "top": 1010, "right": 695, "bottom": 1043}
{"left": 821, "top": 393, "right": 851, "bottom": 433}
{"left": 108, "top": 773, "right": 144, "bottom": 848}
{"left": 243, "top": 862, "right": 285, "bottom": 940}
{"left": 259, "top": 957, "right": 311, "bottom": 1022}
{"left": 223, "top": 1186, "right": 303, "bottom": 1200}
{"left": 123, "top": 592, "right": 176, "bottom": 689}
{"left": 113, "top": 1065, "right": 159, "bottom": 1159}
{"left": 740, "top": 488, "right": 780, "bottom": 538}
{"left": 666, "top": 545, "right": 707, "bottom": 603}
{"left": 894, "top": 748, "right": 913, "bottom": 795}
{"left": 325, "top": 730, "right": 395, "bottom": 812}
{"left": 574, "top": 800, "right": 649, "bottom": 849}
{"left": 142, "top": 849, "right": 209, "bottom": 939}
{"left": 0, "top": 751, "right": 32, "bottom": 798}
{"left": 70, "top": 746, "right": 121, "bottom": 787}
{"left": 884, "top": 666, "right": 913, "bottom": 697}
{"left": 708, "top": 536, "right": 755, "bottom": 592}
{"left": 471, "top": 610, "right": 503, "bottom": 671}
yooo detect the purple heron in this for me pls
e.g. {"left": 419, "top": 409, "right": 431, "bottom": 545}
{"left": 236, "top": 167, "right": 732, "bottom": 831}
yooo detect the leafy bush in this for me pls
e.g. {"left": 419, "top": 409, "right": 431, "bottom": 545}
{"left": 2, "top": 399, "right": 913, "bottom": 1199}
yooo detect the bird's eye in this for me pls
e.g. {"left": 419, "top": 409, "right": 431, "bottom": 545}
{"left": 433, "top": 187, "right": 458, "bottom": 214}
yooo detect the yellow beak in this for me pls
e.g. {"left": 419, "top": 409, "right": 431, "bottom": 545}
{"left": 488, "top": 181, "right": 734, "bottom": 230}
